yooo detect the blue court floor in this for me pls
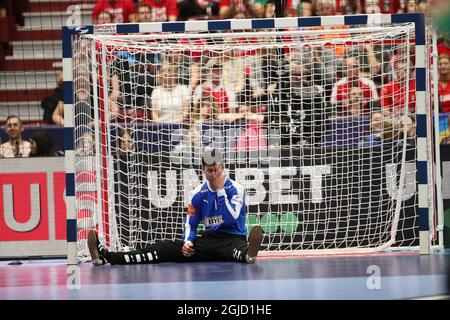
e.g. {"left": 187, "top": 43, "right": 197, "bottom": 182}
{"left": 1, "top": 252, "right": 449, "bottom": 300}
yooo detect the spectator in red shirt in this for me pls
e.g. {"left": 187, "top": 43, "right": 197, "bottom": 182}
{"left": 361, "top": 0, "right": 381, "bottom": 13}
{"left": 143, "top": 0, "right": 178, "bottom": 21}
{"left": 380, "top": 54, "right": 416, "bottom": 115}
{"left": 330, "top": 56, "right": 379, "bottom": 112}
{"left": 93, "top": 0, "right": 136, "bottom": 24}
{"left": 438, "top": 54, "right": 450, "bottom": 112}
{"left": 193, "top": 61, "right": 238, "bottom": 114}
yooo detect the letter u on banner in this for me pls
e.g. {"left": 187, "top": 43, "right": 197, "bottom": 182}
{"left": 148, "top": 170, "right": 177, "bottom": 208}
{"left": 3, "top": 184, "right": 41, "bottom": 232}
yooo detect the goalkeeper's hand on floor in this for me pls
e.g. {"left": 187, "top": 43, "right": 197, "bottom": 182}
{"left": 182, "top": 241, "right": 195, "bottom": 257}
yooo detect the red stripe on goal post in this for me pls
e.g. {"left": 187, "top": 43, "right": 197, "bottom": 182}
{"left": 97, "top": 47, "right": 110, "bottom": 247}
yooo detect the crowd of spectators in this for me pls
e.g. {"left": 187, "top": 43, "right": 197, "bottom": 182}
{"left": 66, "top": 0, "right": 450, "bottom": 152}
{"left": 2, "top": 0, "right": 450, "bottom": 158}
{"left": 88, "top": 0, "right": 445, "bottom": 22}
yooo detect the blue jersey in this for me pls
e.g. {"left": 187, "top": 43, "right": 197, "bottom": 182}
{"left": 183, "top": 178, "right": 247, "bottom": 243}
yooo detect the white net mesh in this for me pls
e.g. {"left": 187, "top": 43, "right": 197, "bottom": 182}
{"left": 72, "top": 21, "right": 423, "bottom": 260}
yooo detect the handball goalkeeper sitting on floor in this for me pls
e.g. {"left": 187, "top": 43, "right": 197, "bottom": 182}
{"left": 88, "top": 148, "right": 263, "bottom": 266}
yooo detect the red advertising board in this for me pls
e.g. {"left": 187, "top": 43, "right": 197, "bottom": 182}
{"left": 0, "top": 158, "right": 66, "bottom": 258}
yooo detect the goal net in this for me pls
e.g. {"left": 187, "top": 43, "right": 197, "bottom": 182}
{"left": 69, "top": 17, "right": 431, "bottom": 261}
